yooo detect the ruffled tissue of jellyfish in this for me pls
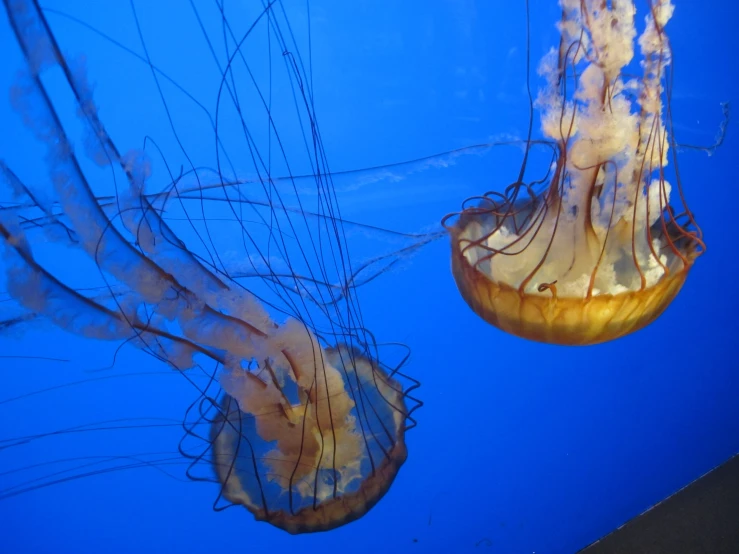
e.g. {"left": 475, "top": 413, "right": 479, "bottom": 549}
{"left": 445, "top": 0, "right": 704, "bottom": 346}
{"left": 0, "top": 0, "right": 420, "bottom": 534}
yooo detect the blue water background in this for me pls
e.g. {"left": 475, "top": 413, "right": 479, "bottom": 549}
{"left": 0, "top": 1, "right": 737, "bottom": 553}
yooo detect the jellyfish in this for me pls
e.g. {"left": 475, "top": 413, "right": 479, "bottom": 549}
{"left": 0, "top": 0, "right": 419, "bottom": 534}
{"left": 444, "top": 0, "right": 704, "bottom": 345}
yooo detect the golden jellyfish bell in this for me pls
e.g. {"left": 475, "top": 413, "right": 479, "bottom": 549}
{"left": 445, "top": 0, "right": 704, "bottom": 346}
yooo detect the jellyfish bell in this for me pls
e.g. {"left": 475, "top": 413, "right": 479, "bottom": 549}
{"left": 213, "top": 336, "right": 409, "bottom": 534}
{"left": 445, "top": 0, "right": 703, "bottom": 346}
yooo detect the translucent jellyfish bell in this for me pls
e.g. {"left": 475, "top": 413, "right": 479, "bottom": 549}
{"left": 213, "top": 338, "right": 409, "bottom": 533}
{"left": 445, "top": 0, "right": 703, "bottom": 345}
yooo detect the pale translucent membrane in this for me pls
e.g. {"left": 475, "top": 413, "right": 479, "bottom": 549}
{"left": 460, "top": 0, "right": 685, "bottom": 298}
